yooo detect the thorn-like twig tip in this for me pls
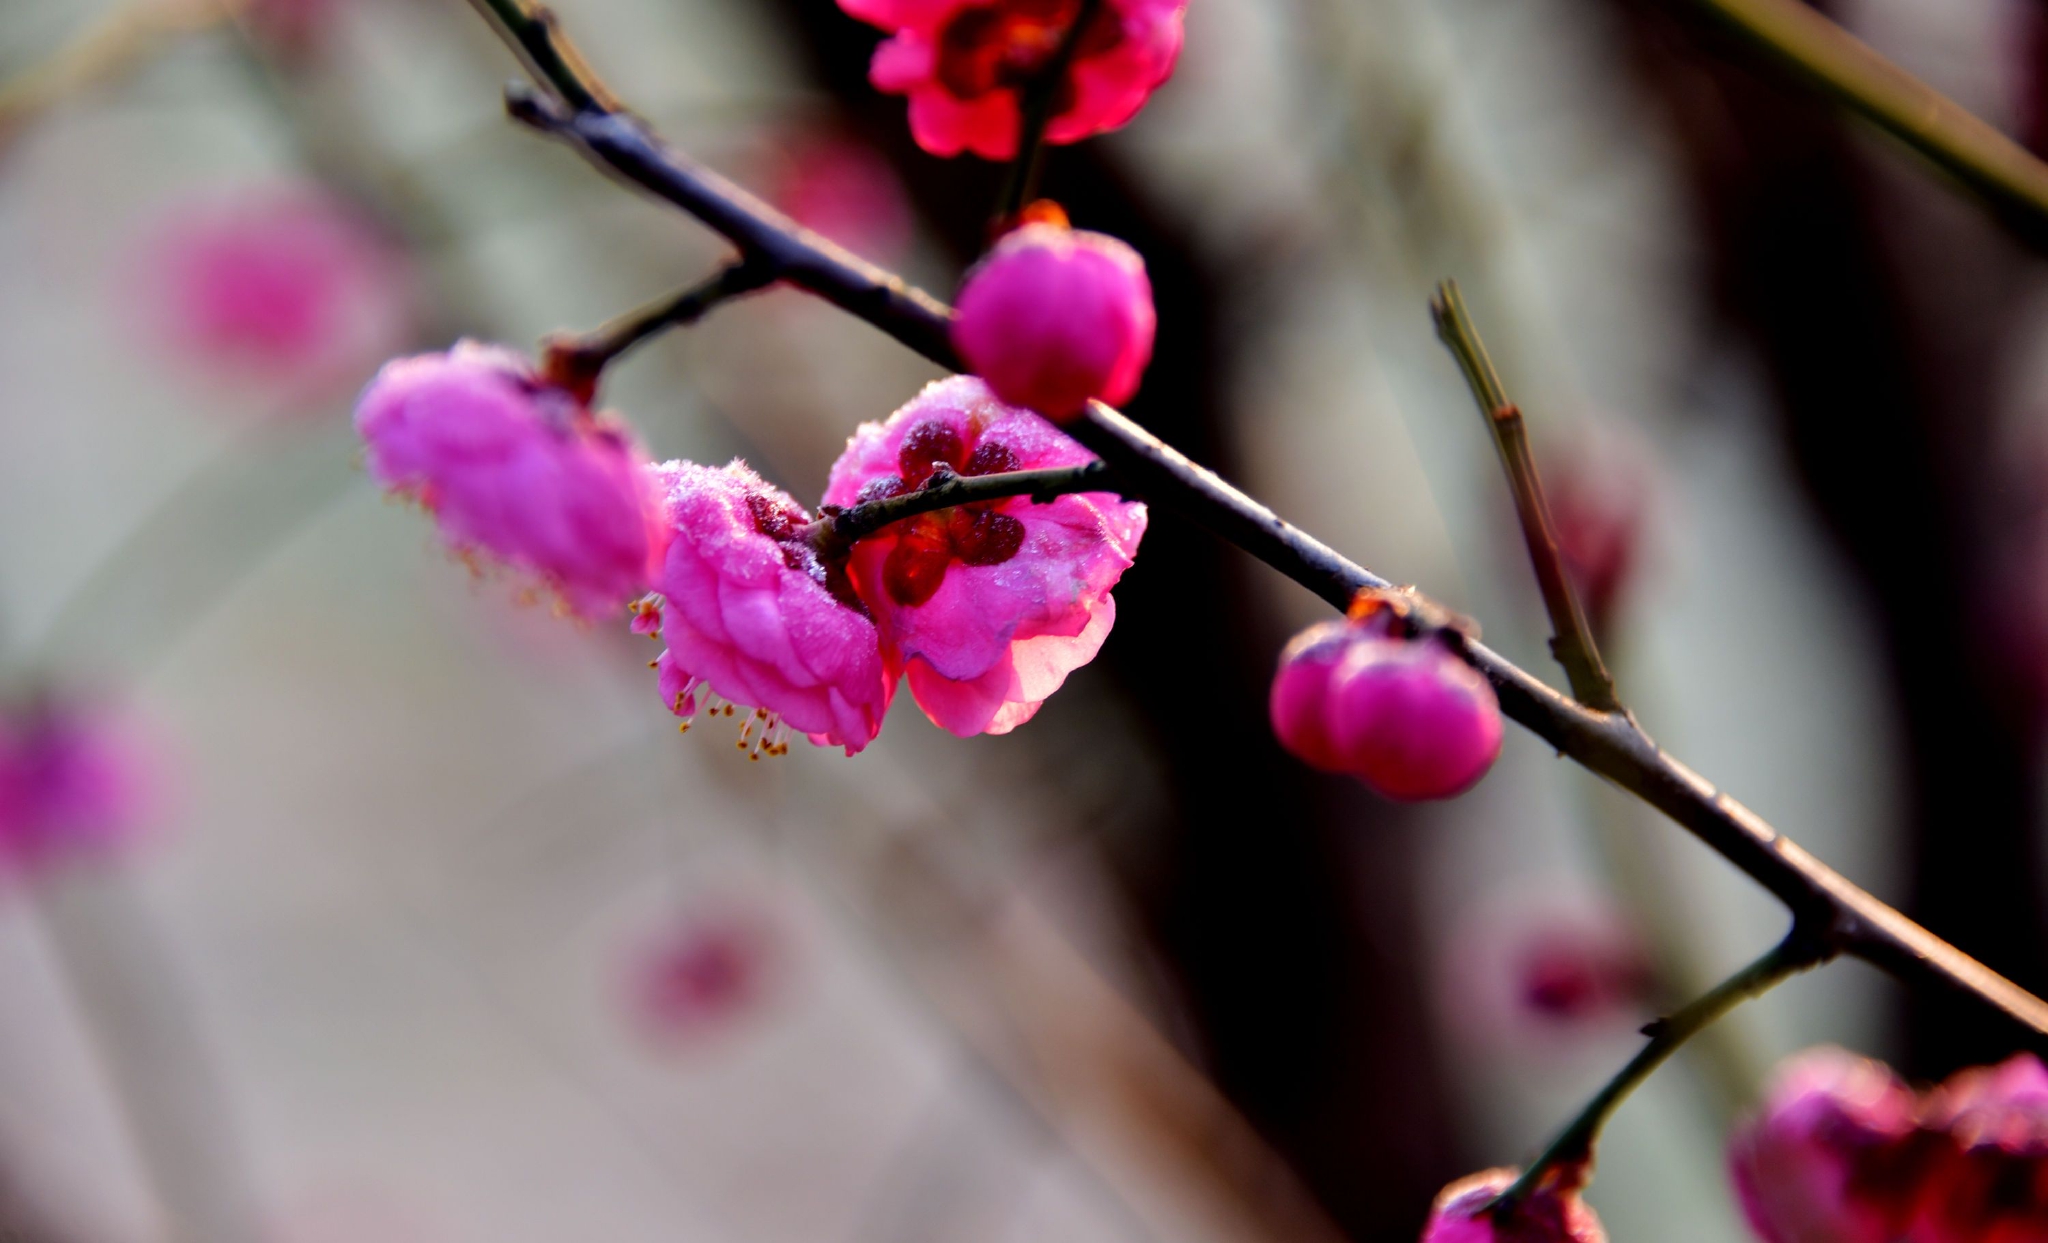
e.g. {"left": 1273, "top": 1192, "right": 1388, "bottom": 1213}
{"left": 504, "top": 81, "right": 569, "bottom": 131}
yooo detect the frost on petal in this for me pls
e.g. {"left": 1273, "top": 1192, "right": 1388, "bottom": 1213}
{"left": 650, "top": 460, "right": 893, "bottom": 755}
{"left": 354, "top": 342, "right": 668, "bottom": 620}
{"left": 823, "top": 377, "right": 1145, "bottom": 736}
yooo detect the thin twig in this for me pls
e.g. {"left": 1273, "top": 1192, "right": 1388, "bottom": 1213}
{"left": 463, "top": 0, "right": 2048, "bottom": 1045}
{"left": 1668, "top": 0, "right": 2048, "bottom": 245}
{"left": 992, "top": 0, "right": 1105, "bottom": 226}
{"left": 804, "top": 461, "right": 1118, "bottom": 559}
{"left": 1430, "top": 281, "right": 1621, "bottom": 712}
{"left": 1494, "top": 925, "right": 1830, "bottom": 1209}
{"left": 539, "top": 258, "right": 777, "bottom": 399}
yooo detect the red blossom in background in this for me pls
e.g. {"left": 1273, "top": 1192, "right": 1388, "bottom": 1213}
{"left": 1909, "top": 1055, "right": 2048, "bottom": 1243}
{"left": 839, "top": 0, "right": 1189, "bottom": 159}
{"left": 0, "top": 698, "right": 163, "bottom": 877}
{"left": 823, "top": 376, "right": 1146, "bottom": 736}
{"left": 952, "top": 213, "right": 1155, "bottom": 420}
{"left": 628, "top": 903, "right": 783, "bottom": 1046}
{"left": 354, "top": 342, "right": 669, "bottom": 620}
{"left": 649, "top": 460, "right": 895, "bottom": 755}
{"left": 141, "top": 184, "right": 411, "bottom": 402}
{"left": 766, "top": 130, "right": 915, "bottom": 264}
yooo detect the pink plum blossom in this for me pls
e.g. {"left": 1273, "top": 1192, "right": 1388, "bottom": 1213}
{"left": 1268, "top": 610, "right": 1502, "bottom": 799}
{"left": 1908, "top": 1055, "right": 2048, "bottom": 1243}
{"left": 627, "top": 902, "right": 782, "bottom": 1046}
{"left": 823, "top": 376, "right": 1145, "bottom": 736}
{"left": 952, "top": 217, "right": 1155, "bottom": 419}
{"left": 768, "top": 130, "right": 914, "bottom": 264}
{"left": 142, "top": 184, "right": 410, "bottom": 400}
{"left": 840, "top": 0, "right": 1189, "bottom": 159}
{"left": 354, "top": 341, "right": 668, "bottom": 621}
{"left": 649, "top": 460, "right": 894, "bottom": 755}
{"left": 1421, "top": 1167, "right": 1607, "bottom": 1243}
{"left": 1730, "top": 1047, "right": 1927, "bottom": 1243}
{"left": 0, "top": 699, "right": 162, "bottom": 876}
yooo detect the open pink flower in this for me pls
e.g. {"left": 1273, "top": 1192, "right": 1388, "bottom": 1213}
{"left": 0, "top": 699, "right": 162, "bottom": 876}
{"left": 650, "top": 460, "right": 894, "bottom": 755}
{"left": 142, "top": 184, "right": 410, "bottom": 400}
{"left": 952, "top": 217, "right": 1155, "bottom": 420}
{"left": 841, "top": 0, "right": 1189, "bottom": 159}
{"left": 823, "top": 376, "right": 1145, "bottom": 736}
{"left": 1421, "top": 1167, "right": 1606, "bottom": 1243}
{"left": 355, "top": 342, "right": 668, "bottom": 621}
{"left": 1730, "top": 1047, "right": 1927, "bottom": 1243}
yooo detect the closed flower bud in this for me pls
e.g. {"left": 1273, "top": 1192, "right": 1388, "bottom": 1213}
{"left": 1268, "top": 619, "right": 1355, "bottom": 773}
{"left": 951, "top": 219, "right": 1155, "bottom": 421}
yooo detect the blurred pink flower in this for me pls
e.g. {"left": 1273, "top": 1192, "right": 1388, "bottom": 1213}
{"left": 355, "top": 342, "right": 668, "bottom": 621}
{"left": 840, "top": 0, "right": 1188, "bottom": 159}
{"left": 1730, "top": 1047, "right": 1926, "bottom": 1243}
{"left": 0, "top": 698, "right": 163, "bottom": 876}
{"left": 1440, "top": 886, "right": 1653, "bottom": 1057}
{"left": 141, "top": 184, "right": 410, "bottom": 400}
{"left": 650, "top": 460, "right": 894, "bottom": 755}
{"left": 628, "top": 903, "right": 782, "bottom": 1046}
{"left": 245, "top": 0, "right": 342, "bottom": 64}
{"left": 952, "top": 216, "right": 1155, "bottom": 420}
{"left": 1421, "top": 1167, "right": 1606, "bottom": 1243}
{"left": 1908, "top": 1054, "right": 2048, "bottom": 1243}
{"left": 768, "top": 131, "right": 914, "bottom": 264}
{"left": 823, "top": 376, "right": 1145, "bottom": 736}
{"left": 1542, "top": 433, "right": 1655, "bottom": 638}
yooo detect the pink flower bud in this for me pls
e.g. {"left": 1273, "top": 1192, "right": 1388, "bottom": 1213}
{"left": 1269, "top": 619, "right": 1355, "bottom": 773}
{"left": 952, "top": 220, "right": 1155, "bottom": 420}
{"left": 1908, "top": 1054, "right": 2048, "bottom": 1243}
{"left": 821, "top": 376, "right": 1145, "bottom": 736}
{"left": 0, "top": 698, "right": 164, "bottom": 876}
{"left": 1421, "top": 1168, "right": 1606, "bottom": 1243}
{"left": 1324, "top": 631, "right": 1501, "bottom": 800}
{"left": 841, "top": 0, "right": 1188, "bottom": 160}
{"left": 1729, "top": 1047, "right": 1926, "bottom": 1243}
{"left": 354, "top": 342, "right": 669, "bottom": 621}
{"left": 650, "top": 460, "right": 895, "bottom": 755}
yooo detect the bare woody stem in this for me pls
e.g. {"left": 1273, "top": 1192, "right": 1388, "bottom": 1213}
{"left": 1669, "top": 0, "right": 2048, "bottom": 244}
{"left": 803, "top": 461, "right": 1118, "bottom": 559}
{"left": 540, "top": 258, "right": 777, "bottom": 397}
{"left": 993, "top": 0, "right": 1104, "bottom": 226}
{"left": 465, "top": 0, "right": 2048, "bottom": 1045}
{"left": 1430, "top": 281, "right": 1621, "bottom": 713}
{"left": 1495, "top": 926, "right": 1830, "bottom": 1210}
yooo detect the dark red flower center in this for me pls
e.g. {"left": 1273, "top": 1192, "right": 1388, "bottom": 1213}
{"left": 878, "top": 418, "right": 1028, "bottom": 606}
{"left": 935, "top": 0, "right": 1121, "bottom": 102}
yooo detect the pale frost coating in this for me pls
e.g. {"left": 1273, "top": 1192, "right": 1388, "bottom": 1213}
{"left": 823, "top": 376, "right": 1146, "bottom": 736}
{"left": 354, "top": 341, "right": 668, "bottom": 621}
{"left": 952, "top": 221, "right": 1156, "bottom": 419}
{"left": 651, "top": 460, "right": 894, "bottom": 755}
{"left": 840, "top": 0, "right": 1189, "bottom": 159}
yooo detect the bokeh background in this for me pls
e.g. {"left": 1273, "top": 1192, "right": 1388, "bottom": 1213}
{"left": 0, "top": 0, "right": 2040, "bottom": 1240}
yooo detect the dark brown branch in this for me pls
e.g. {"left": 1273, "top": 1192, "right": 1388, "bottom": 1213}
{"left": 1430, "top": 281, "right": 1622, "bottom": 713}
{"left": 463, "top": 0, "right": 2048, "bottom": 1044}
{"left": 803, "top": 462, "right": 1118, "bottom": 560}
{"left": 539, "top": 258, "right": 776, "bottom": 399}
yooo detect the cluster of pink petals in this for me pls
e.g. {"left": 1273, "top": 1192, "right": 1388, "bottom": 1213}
{"left": 952, "top": 218, "right": 1155, "bottom": 419}
{"left": 1421, "top": 1167, "right": 1607, "bottom": 1243}
{"left": 1730, "top": 1047, "right": 2048, "bottom": 1243}
{"left": 144, "top": 184, "right": 411, "bottom": 399}
{"left": 355, "top": 342, "right": 669, "bottom": 621}
{"left": 1269, "top": 613, "right": 1504, "bottom": 800}
{"left": 0, "top": 701, "right": 160, "bottom": 876}
{"left": 649, "top": 460, "right": 895, "bottom": 754}
{"left": 823, "top": 376, "right": 1146, "bottom": 736}
{"left": 840, "top": 0, "right": 1189, "bottom": 159}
